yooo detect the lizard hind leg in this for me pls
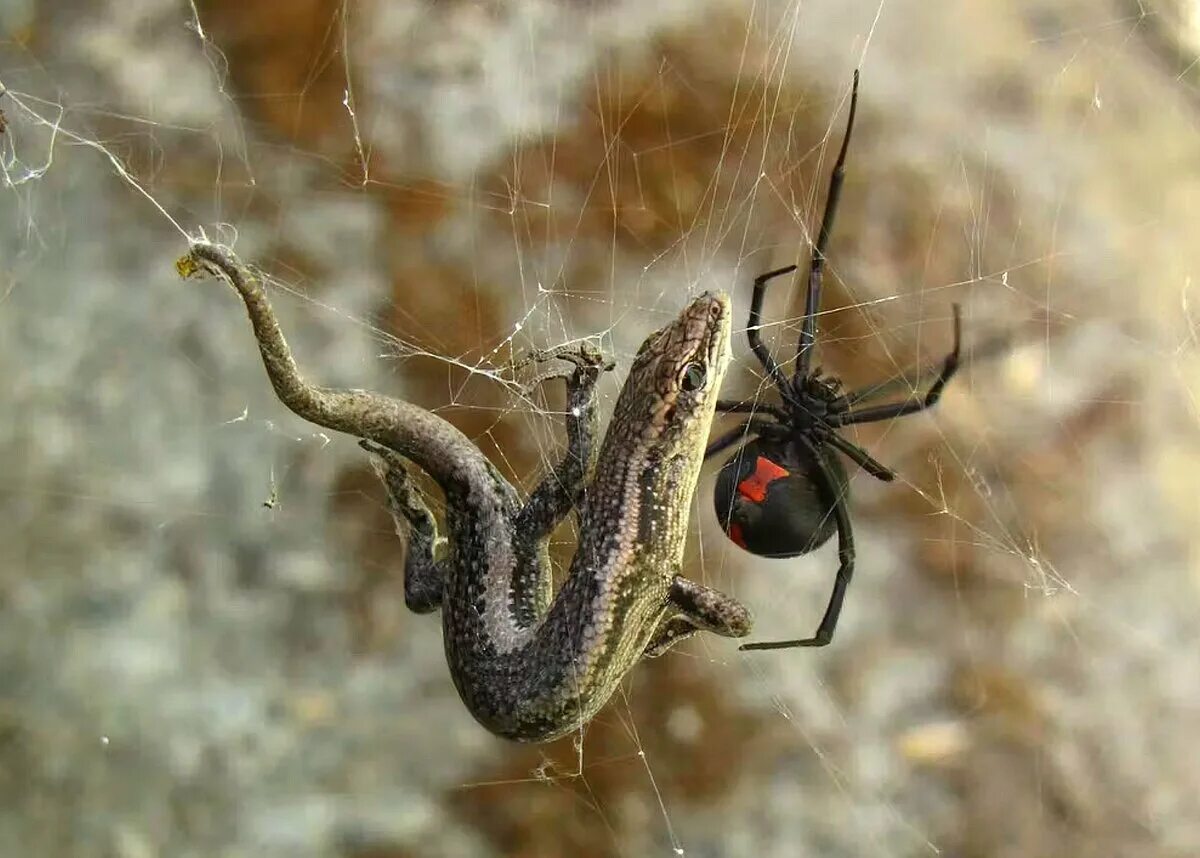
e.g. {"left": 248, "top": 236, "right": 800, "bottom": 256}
{"left": 360, "top": 440, "right": 445, "bottom": 614}
{"left": 643, "top": 575, "right": 754, "bottom": 657}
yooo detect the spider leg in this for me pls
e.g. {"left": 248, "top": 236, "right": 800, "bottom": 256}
{"left": 704, "top": 416, "right": 784, "bottom": 460}
{"left": 796, "top": 71, "right": 859, "bottom": 379}
{"left": 846, "top": 322, "right": 1007, "bottom": 406}
{"left": 824, "top": 431, "right": 895, "bottom": 482}
{"left": 706, "top": 424, "right": 754, "bottom": 460}
{"left": 746, "top": 264, "right": 800, "bottom": 390}
{"left": 837, "top": 305, "right": 962, "bottom": 425}
{"left": 716, "top": 399, "right": 789, "bottom": 421}
{"left": 741, "top": 436, "right": 856, "bottom": 650}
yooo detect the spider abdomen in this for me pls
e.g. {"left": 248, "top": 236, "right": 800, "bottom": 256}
{"left": 713, "top": 438, "right": 848, "bottom": 559}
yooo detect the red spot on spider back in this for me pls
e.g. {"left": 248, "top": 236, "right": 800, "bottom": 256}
{"left": 728, "top": 522, "right": 747, "bottom": 548}
{"left": 736, "top": 456, "right": 790, "bottom": 504}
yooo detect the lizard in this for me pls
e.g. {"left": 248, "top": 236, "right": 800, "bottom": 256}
{"left": 177, "top": 241, "right": 753, "bottom": 742}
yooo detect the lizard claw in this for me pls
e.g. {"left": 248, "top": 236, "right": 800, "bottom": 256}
{"left": 513, "top": 341, "right": 614, "bottom": 397}
{"left": 514, "top": 341, "right": 614, "bottom": 373}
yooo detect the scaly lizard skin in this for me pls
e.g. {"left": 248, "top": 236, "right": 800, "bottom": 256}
{"left": 178, "top": 242, "right": 752, "bottom": 742}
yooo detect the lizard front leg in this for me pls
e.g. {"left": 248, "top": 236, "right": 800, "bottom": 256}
{"left": 360, "top": 440, "right": 443, "bottom": 613}
{"left": 513, "top": 342, "right": 612, "bottom": 539}
{"left": 507, "top": 343, "right": 612, "bottom": 624}
{"left": 643, "top": 575, "right": 754, "bottom": 657}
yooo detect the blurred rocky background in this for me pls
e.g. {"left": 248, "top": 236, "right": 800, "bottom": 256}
{"left": 1, "top": 0, "right": 1198, "bottom": 856}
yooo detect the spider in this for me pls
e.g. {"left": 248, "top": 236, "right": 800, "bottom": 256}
{"left": 707, "top": 71, "right": 962, "bottom": 651}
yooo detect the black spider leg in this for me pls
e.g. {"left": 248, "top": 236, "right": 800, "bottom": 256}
{"left": 816, "top": 306, "right": 959, "bottom": 480}
{"left": 705, "top": 398, "right": 787, "bottom": 459}
{"left": 714, "top": 400, "right": 789, "bottom": 418}
{"left": 729, "top": 72, "right": 858, "bottom": 413}
{"left": 843, "top": 314, "right": 972, "bottom": 407}
{"left": 833, "top": 305, "right": 962, "bottom": 426}
{"left": 822, "top": 431, "right": 894, "bottom": 482}
{"left": 796, "top": 70, "right": 859, "bottom": 381}
{"left": 704, "top": 415, "right": 786, "bottom": 460}
{"left": 744, "top": 264, "right": 800, "bottom": 390}
{"left": 740, "top": 433, "right": 855, "bottom": 651}
{"left": 708, "top": 395, "right": 896, "bottom": 478}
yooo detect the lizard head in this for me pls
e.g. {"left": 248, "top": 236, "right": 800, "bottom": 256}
{"left": 624, "top": 291, "right": 733, "bottom": 448}
{"left": 595, "top": 290, "right": 732, "bottom": 564}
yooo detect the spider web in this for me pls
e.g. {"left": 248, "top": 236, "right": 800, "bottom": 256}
{"left": 2, "top": 0, "right": 1199, "bottom": 856}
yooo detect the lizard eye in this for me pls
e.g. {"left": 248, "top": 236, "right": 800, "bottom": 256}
{"left": 680, "top": 362, "right": 707, "bottom": 391}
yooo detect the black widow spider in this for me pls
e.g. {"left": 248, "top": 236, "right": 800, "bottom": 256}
{"left": 708, "top": 71, "right": 962, "bottom": 651}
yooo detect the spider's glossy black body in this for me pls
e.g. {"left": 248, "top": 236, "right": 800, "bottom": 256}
{"left": 713, "top": 436, "right": 845, "bottom": 559}
{"left": 707, "top": 72, "right": 962, "bottom": 651}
